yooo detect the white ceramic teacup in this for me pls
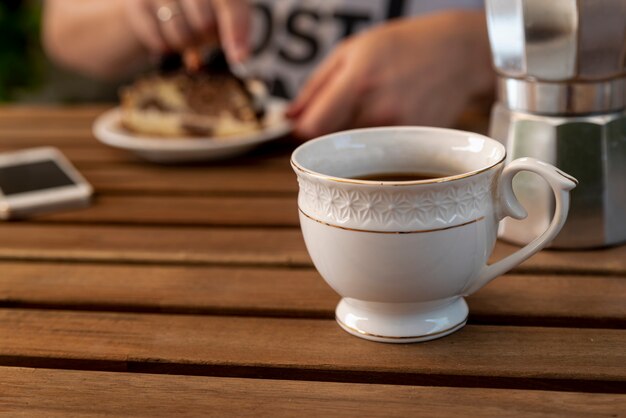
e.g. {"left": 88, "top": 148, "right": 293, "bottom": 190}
{"left": 291, "top": 127, "right": 577, "bottom": 343}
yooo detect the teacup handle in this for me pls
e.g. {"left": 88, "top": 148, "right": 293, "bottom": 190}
{"left": 463, "top": 157, "right": 577, "bottom": 296}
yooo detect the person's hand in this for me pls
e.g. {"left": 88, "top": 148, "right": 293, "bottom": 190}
{"left": 123, "top": 0, "right": 250, "bottom": 63}
{"left": 287, "top": 11, "right": 494, "bottom": 139}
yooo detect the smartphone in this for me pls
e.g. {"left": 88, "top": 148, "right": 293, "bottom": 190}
{"left": 0, "top": 147, "right": 93, "bottom": 219}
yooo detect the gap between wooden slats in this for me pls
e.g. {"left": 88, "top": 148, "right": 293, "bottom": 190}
{"left": 0, "top": 309, "right": 624, "bottom": 393}
{"left": 1, "top": 366, "right": 624, "bottom": 417}
{"left": 0, "top": 262, "right": 624, "bottom": 328}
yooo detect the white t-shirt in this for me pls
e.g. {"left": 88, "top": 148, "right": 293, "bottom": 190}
{"left": 247, "top": 0, "right": 483, "bottom": 98}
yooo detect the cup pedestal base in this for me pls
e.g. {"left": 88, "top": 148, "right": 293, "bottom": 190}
{"left": 335, "top": 297, "right": 468, "bottom": 343}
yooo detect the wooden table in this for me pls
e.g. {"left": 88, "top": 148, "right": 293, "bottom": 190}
{"left": 0, "top": 106, "right": 624, "bottom": 417}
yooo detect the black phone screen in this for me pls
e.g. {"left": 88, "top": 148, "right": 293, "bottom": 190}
{"left": 0, "top": 160, "right": 77, "bottom": 196}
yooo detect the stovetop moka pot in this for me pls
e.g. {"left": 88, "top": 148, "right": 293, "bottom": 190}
{"left": 486, "top": 0, "right": 626, "bottom": 248}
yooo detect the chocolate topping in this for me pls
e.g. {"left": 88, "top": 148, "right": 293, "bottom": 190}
{"left": 181, "top": 73, "right": 260, "bottom": 124}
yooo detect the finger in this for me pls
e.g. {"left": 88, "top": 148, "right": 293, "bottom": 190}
{"left": 212, "top": 0, "right": 251, "bottom": 62}
{"left": 183, "top": 48, "right": 203, "bottom": 71}
{"left": 293, "top": 68, "right": 358, "bottom": 139}
{"left": 287, "top": 47, "right": 345, "bottom": 118}
{"left": 180, "top": 0, "right": 217, "bottom": 40}
{"left": 126, "top": 0, "right": 168, "bottom": 53}
{"left": 154, "top": 0, "right": 194, "bottom": 51}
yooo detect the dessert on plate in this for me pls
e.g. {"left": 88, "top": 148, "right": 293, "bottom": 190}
{"left": 120, "top": 52, "right": 266, "bottom": 138}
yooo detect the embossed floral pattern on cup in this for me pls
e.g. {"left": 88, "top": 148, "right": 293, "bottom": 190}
{"left": 295, "top": 169, "right": 499, "bottom": 231}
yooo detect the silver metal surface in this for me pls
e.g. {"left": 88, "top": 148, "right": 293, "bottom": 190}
{"left": 577, "top": 0, "right": 626, "bottom": 80}
{"left": 498, "top": 77, "right": 626, "bottom": 115}
{"left": 486, "top": 0, "right": 626, "bottom": 82}
{"left": 491, "top": 105, "right": 626, "bottom": 248}
{"left": 486, "top": 0, "right": 626, "bottom": 115}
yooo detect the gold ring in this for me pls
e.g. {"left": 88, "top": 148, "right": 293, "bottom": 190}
{"left": 156, "top": 2, "right": 182, "bottom": 22}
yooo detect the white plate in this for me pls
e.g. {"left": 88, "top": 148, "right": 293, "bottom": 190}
{"left": 92, "top": 97, "right": 292, "bottom": 163}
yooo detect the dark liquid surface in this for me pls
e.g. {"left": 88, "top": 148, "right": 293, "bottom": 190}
{"left": 350, "top": 171, "right": 450, "bottom": 182}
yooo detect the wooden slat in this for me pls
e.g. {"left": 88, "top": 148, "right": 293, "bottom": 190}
{"left": 1, "top": 367, "right": 624, "bottom": 418}
{"left": 0, "top": 105, "right": 109, "bottom": 121}
{"left": 77, "top": 163, "right": 297, "bottom": 195}
{"left": 0, "top": 309, "right": 624, "bottom": 392}
{"left": 468, "top": 273, "right": 626, "bottom": 326}
{"left": 0, "top": 224, "right": 310, "bottom": 266}
{"left": 0, "top": 143, "right": 294, "bottom": 169}
{"left": 0, "top": 263, "right": 333, "bottom": 317}
{"left": 82, "top": 168, "right": 296, "bottom": 194}
{"left": 38, "top": 195, "right": 299, "bottom": 226}
{"left": 0, "top": 118, "right": 93, "bottom": 130}
{"left": 0, "top": 223, "right": 624, "bottom": 275}
{"left": 0, "top": 145, "right": 142, "bottom": 165}
{"left": 0, "top": 129, "right": 95, "bottom": 144}
{"left": 0, "top": 262, "right": 624, "bottom": 327}
{"left": 0, "top": 118, "right": 95, "bottom": 131}
{"left": 81, "top": 164, "right": 296, "bottom": 195}
{"left": 491, "top": 243, "right": 626, "bottom": 276}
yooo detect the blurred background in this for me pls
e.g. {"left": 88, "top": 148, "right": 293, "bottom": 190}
{"left": 0, "top": 0, "right": 116, "bottom": 103}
